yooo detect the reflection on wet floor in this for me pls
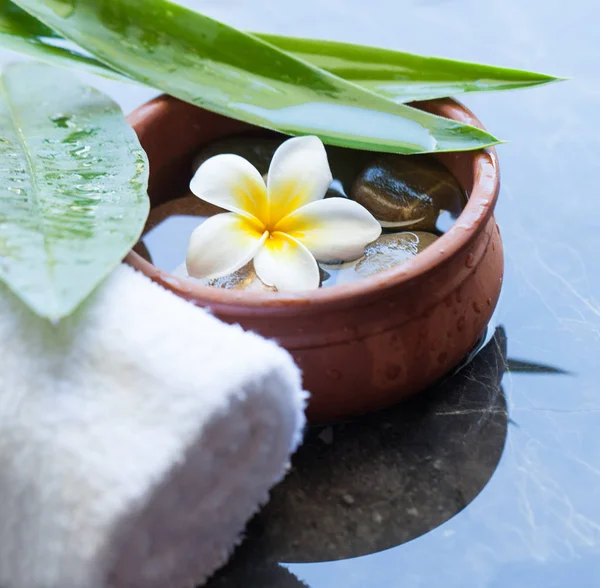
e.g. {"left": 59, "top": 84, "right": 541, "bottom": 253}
{"left": 206, "top": 324, "right": 570, "bottom": 586}
{"left": 206, "top": 327, "right": 511, "bottom": 586}
{"left": 183, "top": 0, "right": 595, "bottom": 585}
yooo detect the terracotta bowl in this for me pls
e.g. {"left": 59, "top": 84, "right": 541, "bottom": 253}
{"left": 125, "top": 96, "right": 503, "bottom": 423}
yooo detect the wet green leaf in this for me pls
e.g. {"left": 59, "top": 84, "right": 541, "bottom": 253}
{"left": 11, "top": 0, "right": 501, "bottom": 154}
{"left": 0, "top": 62, "right": 149, "bottom": 320}
{"left": 258, "top": 34, "right": 562, "bottom": 103}
{"left": 0, "top": 0, "right": 560, "bottom": 104}
{"left": 0, "top": 0, "right": 129, "bottom": 81}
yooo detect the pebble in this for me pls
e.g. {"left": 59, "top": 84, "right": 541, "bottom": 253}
{"left": 173, "top": 261, "right": 276, "bottom": 292}
{"left": 356, "top": 232, "right": 439, "bottom": 276}
{"left": 206, "top": 261, "right": 329, "bottom": 292}
{"left": 193, "top": 136, "right": 368, "bottom": 199}
{"left": 207, "top": 263, "right": 276, "bottom": 292}
{"left": 329, "top": 232, "right": 438, "bottom": 285}
{"left": 153, "top": 141, "right": 467, "bottom": 292}
{"left": 193, "top": 136, "right": 283, "bottom": 176}
{"left": 145, "top": 194, "right": 223, "bottom": 233}
{"left": 350, "top": 154, "right": 465, "bottom": 231}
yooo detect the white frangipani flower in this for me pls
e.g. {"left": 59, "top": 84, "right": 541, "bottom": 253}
{"left": 186, "top": 136, "right": 382, "bottom": 291}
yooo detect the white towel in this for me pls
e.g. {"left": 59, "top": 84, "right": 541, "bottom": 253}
{"left": 0, "top": 265, "right": 306, "bottom": 588}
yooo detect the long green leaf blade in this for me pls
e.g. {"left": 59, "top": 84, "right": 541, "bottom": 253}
{"left": 0, "top": 62, "right": 149, "bottom": 320}
{"left": 0, "top": 1, "right": 560, "bottom": 103}
{"left": 11, "top": 0, "right": 500, "bottom": 154}
{"left": 258, "top": 34, "right": 562, "bottom": 103}
{"left": 0, "top": 0, "right": 129, "bottom": 81}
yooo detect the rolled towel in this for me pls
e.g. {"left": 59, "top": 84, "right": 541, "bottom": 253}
{"left": 0, "top": 265, "right": 306, "bottom": 588}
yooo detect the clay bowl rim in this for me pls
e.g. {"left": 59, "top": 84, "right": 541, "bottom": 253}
{"left": 127, "top": 97, "right": 499, "bottom": 316}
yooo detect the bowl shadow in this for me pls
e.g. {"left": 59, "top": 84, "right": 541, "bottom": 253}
{"left": 205, "top": 326, "right": 511, "bottom": 586}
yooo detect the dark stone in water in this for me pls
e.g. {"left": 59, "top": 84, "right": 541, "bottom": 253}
{"left": 192, "top": 136, "right": 372, "bottom": 200}
{"left": 139, "top": 138, "right": 462, "bottom": 290}
{"left": 193, "top": 136, "right": 282, "bottom": 176}
{"left": 145, "top": 195, "right": 224, "bottom": 233}
{"left": 350, "top": 155, "right": 466, "bottom": 231}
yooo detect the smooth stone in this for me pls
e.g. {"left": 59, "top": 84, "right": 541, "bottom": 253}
{"left": 173, "top": 260, "right": 330, "bottom": 292}
{"left": 350, "top": 155, "right": 466, "bottom": 231}
{"left": 193, "top": 136, "right": 283, "bottom": 176}
{"left": 206, "top": 263, "right": 331, "bottom": 292}
{"left": 355, "top": 232, "right": 439, "bottom": 277}
{"left": 193, "top": 137, "right": 369, "bottom": 200}
{"left": 145, "top": 194, "right": 224, "bottom": 233}
{"left": 324, "top": 232, "right": 438, "bottom": 285}
{"left": 263, "top": 173, "right": 346, "bottom": 201}
{"left": 172, "top": 262, "right": 275, "bottom": 292}
{"left": 173, "top": 262, "right": 276, "bottom": 292}
{"left": 207, "top": 263, "right": 276, "bottom": 292}
{"left": 325, "top": 146, "right": 375, "bottom": 195}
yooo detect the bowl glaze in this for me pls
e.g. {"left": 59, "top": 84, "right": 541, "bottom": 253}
{"left": 125, "top": 95, "right": 503, "bottom": 422}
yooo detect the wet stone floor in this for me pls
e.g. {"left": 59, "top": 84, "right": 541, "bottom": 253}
{"left": 36, "top": 0, "right": 599, "bottom": 584}
{"left": 197, "top": 0, "right": 600, "bottom": 586}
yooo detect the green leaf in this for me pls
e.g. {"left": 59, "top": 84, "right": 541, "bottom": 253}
{"left": 0, "top": 0, "right": 130, "bottom": 81}
{"left": 0, "top": 1, "right": 560, "bottom": 104}
{"left": 0, "top": 62, "right": 149, "bottom": 321}
{"left": 11, "top": 0, "right": 501, "bottom": 155}
{"left": 258, "top": 34, "right": 562, "bottom": 103}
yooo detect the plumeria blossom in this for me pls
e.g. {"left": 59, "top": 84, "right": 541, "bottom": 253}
{"left": 186, "top": 136, "right": 382, "bottom": 291}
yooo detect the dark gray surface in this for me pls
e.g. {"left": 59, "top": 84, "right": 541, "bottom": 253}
{"left": 197, "top": 1, "right": 599, "bottom": 586}
{"left": 2, "top": 0, "right": 595, "bottom": 585}
{"left": 207, "top": 328, "right": 509, "bottom": 585}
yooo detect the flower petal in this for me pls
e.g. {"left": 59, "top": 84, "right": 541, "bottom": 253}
{"left": 254, "top": 232, "right": 320, "bottom": 291}
{"left": 186, "top": 213, "right": 267, "bottom": 280}
{"left": 275, "top": 197, "right": 382, "bottom": 262}
{"left": 267, "top": 136, "right": 333, "bottom": 224}
{"left": 190, "top": 154, "right": 268, "bottom": 222}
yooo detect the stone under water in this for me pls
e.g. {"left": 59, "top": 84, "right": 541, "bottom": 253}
{"left": 207, "top": 263, "right": 276, "bottom": 292}
{"left": 321, "top": 232, "right": 439, "bottom": 286}
{"left": 146, "top": 195, "right": 224, "bottom": 232}
{"left": 351, "top": 154, "right": 465, "bottom": 231}
{"left": 173, "top": 262, "right": 276, "bottom": 292}
{"left": 137, "top": 136, "right": 465, "bottom": 291}
{"left": 193, "top": 137, "right": 371, "bottom": 200}
{"left": 193, "top": 136, "right": 282, "bottom": 177}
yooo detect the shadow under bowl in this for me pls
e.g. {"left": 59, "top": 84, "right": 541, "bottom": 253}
{"left": 125, "top": 96, "right": 503, "bottom": 422}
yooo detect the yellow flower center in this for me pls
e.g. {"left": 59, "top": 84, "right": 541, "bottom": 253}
{"left": 238, "top": 180, "right": 303, "bottom": 237}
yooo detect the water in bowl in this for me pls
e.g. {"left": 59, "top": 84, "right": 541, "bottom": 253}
{"left": 135, "top": 135, "right": 467, "bottom": 291}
